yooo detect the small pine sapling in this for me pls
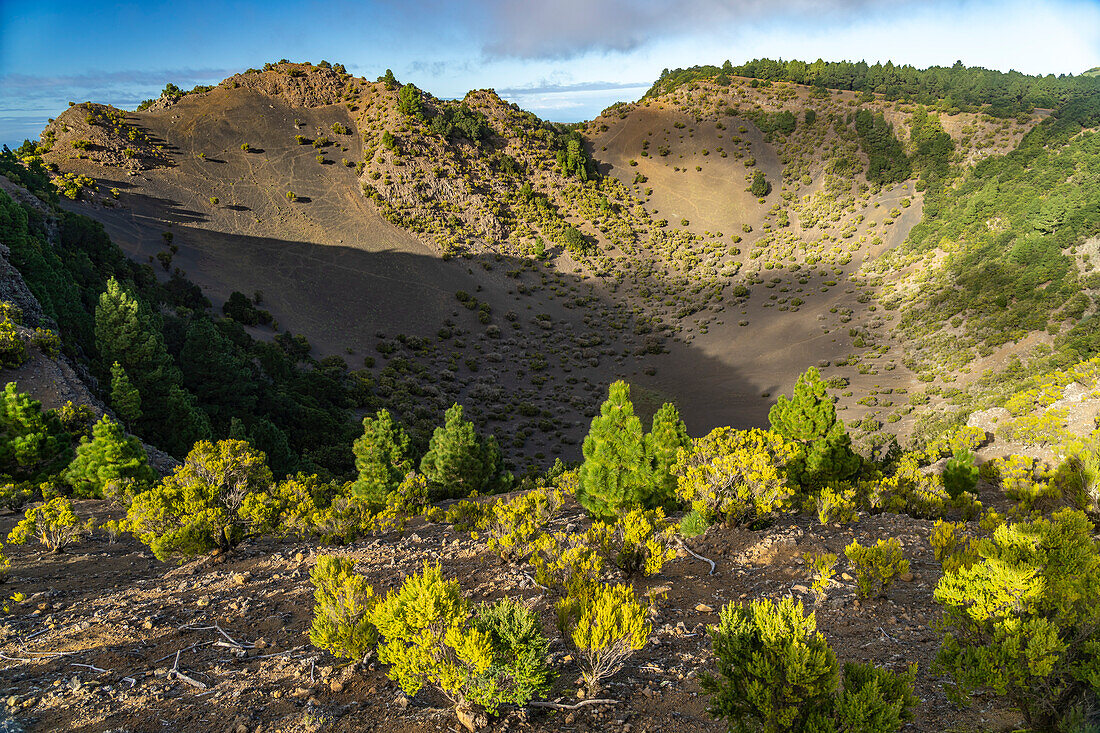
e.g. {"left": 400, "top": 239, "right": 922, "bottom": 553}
{"left": 845, "top": 538, "right": 909, "bottom": 599}
{"left": 310, "top": 556, "right": 377, "bottom": 662}
{"left": 942, "top": 449, "right": 979, "bottom": 500}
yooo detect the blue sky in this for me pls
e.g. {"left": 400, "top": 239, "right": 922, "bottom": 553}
{"left": 1, "top": 0, "right": 1098, "bottom": 146}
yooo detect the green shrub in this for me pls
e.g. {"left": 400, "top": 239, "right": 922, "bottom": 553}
{"left": 935, "top": 510, "right": 1100, "bottom": 729}
{"left": 942, "top": 449, "right": 978, "bottom": 500}
{"left": 309, "top": 555, "right": 377, "bottom": 662}
{"left": 8, "top": 497, "right": 87, "bottom": 552}
{"left": 844, "top": 538, "right": 908, "bottom": 599}
{"left": 126, "top": 439, "right": 274, "bottom": 562}
{"left": 833, "top": 661, "right": 918, "bottom": 733}
{"left": 704, "top": 597, "right": 837, "bottom": 732}
{"left": 0, "top": 302, "right": 26, "bottom": 368}
{"left": 369, "top": 563, "right": 553, "bottom": 727}
{"left": 703, "top": 596, "right": 917, "bottom": 733}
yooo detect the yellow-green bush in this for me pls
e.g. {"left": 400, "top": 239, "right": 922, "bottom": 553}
{"left": 310, "top": 555, "right": 377, "bottom": 662}
{"left": 7, "top": 497, "right": 87, "bottom": 552}
{"left": 1053, "top": 444, "right": 1100, "bottom": 519}
{"left": 485, "top": 486, "right": 563, "bottom": 561}
{"left": 531, "top": 532, "right": 604, "bottom": 597}
{"left": 814, "top": 484, "right": 857, "bottom": 525}
{"left": 803, "top": 551, "right": 838, "bottom": 604}
{"left": 588, "top": 507, "right": 676, "bottom": 577}
{"left": 929, "top": 520, "right": 978, "bottom": 574}
{"left": 557, "top": 581, "right": 650, "bottom": 695}
{"left": 0, "top": 302, "right": 26, "bottom": 369}
{"left": 985, "top": 454, "right": 1059, "bottom": 515}
{"left": 934, "top": 509, "right": 1100, "bottom": 729}
{"left": 443, "top": 499, "right": 493, "bottom": 532}
{"left": 126, "top": 439, "right": 274, "bottom": 562}
{"left": 860, "top": 453, "right": 947, "bottom": 519}
{"left": 844, "top": 538, "right": 908, "bottom": 599}
{"left": 368, "top": 562, "right": 553, "bottom": 725}
{"left": 674, "top": 427, "right": 798, "bottom": 527}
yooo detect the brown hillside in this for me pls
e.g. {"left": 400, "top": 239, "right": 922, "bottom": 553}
{"left": 36, "top": 65, "right": 1040, "bottom": 452}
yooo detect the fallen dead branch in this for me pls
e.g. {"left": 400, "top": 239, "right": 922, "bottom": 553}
{"left": 529, "top": 698, "right": 619, "bottom": 710}
{"left": 677, "top": 538, "right": 716, "bottom": 575}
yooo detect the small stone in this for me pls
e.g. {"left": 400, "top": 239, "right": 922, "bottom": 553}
{"left": 899, "top": 572, "right": 914, "bottom": 582}
{"left": 142, "top": 620, "right": 153, "bottom": 630}
{"left": 791, "top": 584, "right": 809, "bottom": 594}
{"left": 293, "top": 552, "right": 304, "bottom": 563}
{"left": 695, "top": 604, "right": 713, "bottom": 613}
{"left": 395, "top": 693, "right": 408, "bottom": 709}
{"left": 841, "top": 572, "right": 854, "bottom": 581}
{"left": 330, "top": 680, "right": 343, "bottom": 693}
{"left": 564, "top": 713, "right": 575, "bottom": 725}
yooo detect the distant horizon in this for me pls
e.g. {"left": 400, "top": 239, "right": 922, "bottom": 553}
{"left": 2, "top": 0, "right": 1098, "bottom": 147}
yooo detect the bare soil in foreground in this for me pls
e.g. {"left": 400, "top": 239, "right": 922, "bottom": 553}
{"left": 0, "top": 496, "right": 1019, "bottom": 733}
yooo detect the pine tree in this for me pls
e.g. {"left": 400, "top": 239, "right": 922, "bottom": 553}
{"left": 95, "top": 278, "right": 209, "bottom": 455}
{"left": 0, "top": 382, "right": 71, "bottom": 482}
{"left": 578, "top": 381, "right": 650, "bottom": 518}
{"left": 178, "top": 318, "right": 255, "bottom": 429}
{"left": 351, "top": 409, "right": 412, "bottom": 507}
{"left": 109, "top": 361, "right": 141, "bottom": 426}
{"left": 64, "top": 415, "right": 154, "bottom": 500}
{"left": 646, "top": 402, "right": 691, "bottom": 509}
{"left": 419, "top": 404, "right": 506, "bottom": 500}
{"left": 768, "top": 367, "right": 859, "bottom": 486}
{"left": 95, "top": 278, "right": 176, "bottom": 393}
